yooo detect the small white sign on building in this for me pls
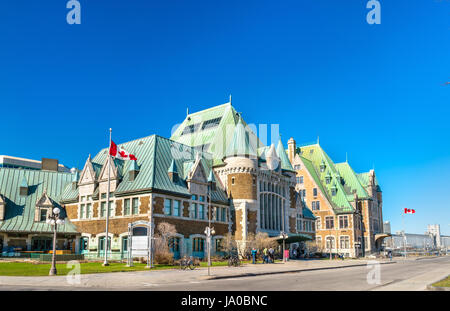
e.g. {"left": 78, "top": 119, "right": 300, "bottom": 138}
{"left": 131, "top": 236, "right": 149, "bottom": 257}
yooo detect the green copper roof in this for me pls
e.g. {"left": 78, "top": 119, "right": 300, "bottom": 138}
{"left": 335, "top": 162, "right": 369, "bottom": 199}
{"left": 298, "top": 144, "right": 354, "bottom": 213}
{"left": 78, "top": 135, "right": 229, "bottom": 204}
{"left": 207, "top": 169, "right": 216, "bottom": 183}
{"left": 225, "top": 117, "right": 256, "bottom": 158}
{"left": 357, "top": 171, "right": 381, "bottom": 192}
{"left": 0, "top": 168, "right": 78, "bottom": 233}
{"left": 170, "top": 103, "right": 262, "bottom": 165}
{"left": 71, "top": 170, "right": 79, "bottom": 182}
{"left": 20, "top": 176, "right": 28, "bottom": 188}
{"left": 276, "top": 138, "right": 294, "bottom": 172}
{"left": 302, "top": 206, "right": 316, "bottom": 219}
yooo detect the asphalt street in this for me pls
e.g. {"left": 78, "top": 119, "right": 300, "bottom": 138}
{"left": 0, "top": 256, "right": 448, "bottom": 291}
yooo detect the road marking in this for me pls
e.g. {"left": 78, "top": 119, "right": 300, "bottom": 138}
{"left": 142, "top": 283, "right": 159, "bottom": 287}
{"left": 190, "top": 281, "right": 201, "bottom": 284}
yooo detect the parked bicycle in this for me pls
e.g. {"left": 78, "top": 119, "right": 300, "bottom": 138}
{"left": 228, "top": 255, "right": 241, "bottom": 267}
{"left": 180, "top": 256, "right": 196, "bottom": 270}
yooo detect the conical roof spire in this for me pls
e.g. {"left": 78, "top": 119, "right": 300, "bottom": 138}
{"left": 224, "top": 116, "right": 256, "bottom": 158}
{"left": 276, "top": 137, "right": 295, "bottom": 171}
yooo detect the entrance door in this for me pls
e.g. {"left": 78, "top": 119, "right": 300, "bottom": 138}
{"left": 169, "top": 237, "right": 180, "bottom": 259}
{"left": 80, "top": 237, "right": 89, "bottom": 254}
{"left": 98, "top": 236, "right": 111, "bottom": 257}
{"left": 121, "top": 237, "right": 128, "bottom": 259}
{"left": 192, "top": 237, "right": 205, "bottom": 259}
{"left": 32, "top": 237, "right": 52, "bottom": 251}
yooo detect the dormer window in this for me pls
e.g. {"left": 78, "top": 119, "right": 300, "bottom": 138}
{"left": 40, "top": 208, "right": 49, "bottom": 221}
{"left": 331, "top": 184, "right": 337, "bottom": 196}
{"left": 325, "top": 171, "right": 332, "bottom": 184}
{"left": 19, "top": 177, "right": 28, "bottom": 196}
{"left": 320, "top": 160, "right": 326, "bottom": 172}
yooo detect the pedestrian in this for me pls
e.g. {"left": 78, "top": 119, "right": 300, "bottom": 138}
{"left": 292, "top": 248, "right": 297, "bottom": 259}
{"left": 269, "top": 247, "right": 274, "bottom": 263}
{"left": 263, "top": 247, "right": 268, "bottom": 264}
{"left": 251, "top": 248, "right": 257, "bottom": 264}
{"left": 388, "top": 250, "right": 392, "bottom": 261}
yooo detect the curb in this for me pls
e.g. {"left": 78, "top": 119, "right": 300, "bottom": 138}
{"left": 426, "top": 275, "right": 450, "bottom": 291}
{"left": 202, "top": 261, "right": 397, "bottom": 281}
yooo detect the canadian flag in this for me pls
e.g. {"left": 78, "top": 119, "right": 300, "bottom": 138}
{"left": 109, "top": 140, "right": 137, "bottom": 161}
{"left": 404, "top": 208, "right": 415, "bottom": 214}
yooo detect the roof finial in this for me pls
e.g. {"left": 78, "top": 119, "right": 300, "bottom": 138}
{"left": 317, "top": 136, "right": 320, "bottom": 145}
{"left": 346, "top": 152, "right": 348, "bottom": 163}
{"left": 229, "top": 94, "right": 232, "bottom": 105}
{"left": 187, "top": 107, "right": 189, "bottom": 116}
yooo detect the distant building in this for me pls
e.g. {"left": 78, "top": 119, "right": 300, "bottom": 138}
{"left": 383, "top": 221, "right": 391, "bottom": 234}
{"left": 384, "top": 224, "right": 450, "bottom": 251}
{"left": 427, "top": 224, "right": 441, "bottom": 248}
{"left": 0, "top": 155, "right": 71, "bottom": 172}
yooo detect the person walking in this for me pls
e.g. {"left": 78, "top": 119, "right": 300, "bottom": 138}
{"left": 262, "top": 247, "right": 268, "bottom": 264}
{"left": 269, "top": 247, "right": 274, "bottom": 263}
{"left": 251, "top": 248, "right": 257, "bottom": 264}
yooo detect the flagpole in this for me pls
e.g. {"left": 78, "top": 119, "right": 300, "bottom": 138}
{"left": 103, "top": 128, "right": 112, "bottom": 266}
{"left": 402, "top": 211, "right": 406, "bottom": 260}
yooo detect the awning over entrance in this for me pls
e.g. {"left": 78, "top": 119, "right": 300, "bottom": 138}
{"left": 275, "top": 233, "right": 313, "bottom": 244}
{"left": 374, "top": 233, "right": 391, "bottom": 242}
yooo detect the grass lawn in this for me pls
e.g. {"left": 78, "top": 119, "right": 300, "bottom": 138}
{"left": 432, "top": 275, "right": 450, "bottom": 287}
{"left": 0, "top": 260, "right": 251, "bottom": 276}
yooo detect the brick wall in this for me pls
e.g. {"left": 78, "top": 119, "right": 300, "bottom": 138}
{"left": 153, "top": 216, "right": 229, "bottom": 238}
{"left": 139, "top": 196, "right": 150, "bottom": 214}
{"left": 289, "top": 216, "right": 296, "bottom": 233}
{"left": 247, "top": 210, "right": 257, "bottom": 234}
{"left": 227, "top": 173, "right": 256, "bottom": 200}
{"left": 73, "top": 216, "right": 150, "bottom": 236}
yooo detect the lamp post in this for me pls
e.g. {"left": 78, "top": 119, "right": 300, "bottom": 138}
{"left": 47, "top": 207, "right": 65, "bottom": 276}
{"left": 205, "top": 226, "right": 215, "bottom": 276}
{"left": 279, "top": 232, "right": 288, "bottom": 262}
{"left": 206, "top": 169, "right": 216, "bottom": 276}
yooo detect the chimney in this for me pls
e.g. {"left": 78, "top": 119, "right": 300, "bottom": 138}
{"left": 0, "top": 195, "right": 5, "bottom": 220}
{"left": 288, "top": 138, "right": 296, "bottom": 163}
{"left": 41, "top": 158, "right": 59, "bottom": 172}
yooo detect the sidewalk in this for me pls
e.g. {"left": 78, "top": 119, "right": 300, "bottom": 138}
{"left": 0, "top": 259, "right": 396, "bottom": 289}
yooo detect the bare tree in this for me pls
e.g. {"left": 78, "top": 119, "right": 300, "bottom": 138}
{"left": 153, "top": 222, "right": 177, "bottom": 264}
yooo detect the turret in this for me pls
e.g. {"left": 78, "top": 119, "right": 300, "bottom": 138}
{"left": 287, "top": 137, "right": 296, "bottom": 164}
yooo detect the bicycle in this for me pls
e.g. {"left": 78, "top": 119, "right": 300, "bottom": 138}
{"left": 180, "top": 256, "right": 196, "bottom": 270}
{"left": 228, "top": 255, "right": 241, "bottom": 267}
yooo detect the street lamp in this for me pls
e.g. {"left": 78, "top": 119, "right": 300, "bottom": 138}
{"left": 46, "top": 207, "right": 65, "bottom": 276}
{"left": 206, "top": 169, "right": 216, "bottom": 276}
{"left": 205, "top": 226, "right": 215, "bottom": 276}
{"left": 279, "top": 232, "right": 288, "bottom": 262}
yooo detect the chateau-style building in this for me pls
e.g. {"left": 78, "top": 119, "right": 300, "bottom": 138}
{"left": 0, "top": 158, "right": 79, "bottom": 254}
{"left": 61, "top": 102, "right": 315, "bottom": 259}
{"left": 287, "top": 138, "right": 384, "bottom": 257}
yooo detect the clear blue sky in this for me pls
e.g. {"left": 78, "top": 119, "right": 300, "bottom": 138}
{"left": 0, "top": 1, "right": 449, "bottom": 235}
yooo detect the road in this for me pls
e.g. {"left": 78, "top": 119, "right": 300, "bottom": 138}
{"left": 0, "top": 256, "right": 448, "bottom": 291}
